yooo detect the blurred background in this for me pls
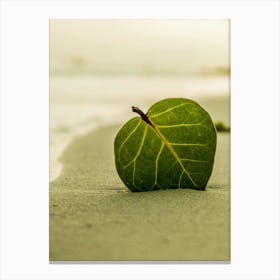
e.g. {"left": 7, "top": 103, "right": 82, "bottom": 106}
{"left": 50, "top": 19, "right": 230, "bottom": 180}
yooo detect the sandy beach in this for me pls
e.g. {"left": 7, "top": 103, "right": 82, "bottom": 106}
{"left": 49, "top": 121, "right": 230, "bottom": 261}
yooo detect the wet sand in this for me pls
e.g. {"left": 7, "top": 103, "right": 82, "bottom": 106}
{"left": 49, "top": 124, "right": 230, "bottom": 261}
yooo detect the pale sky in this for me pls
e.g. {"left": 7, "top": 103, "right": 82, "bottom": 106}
{"left": 50, "top": 19, "right": 230, "bottom": 75}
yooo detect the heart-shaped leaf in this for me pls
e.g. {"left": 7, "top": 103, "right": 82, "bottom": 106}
{"left": 114, "top": 98, "right": 217, "bottom": 192}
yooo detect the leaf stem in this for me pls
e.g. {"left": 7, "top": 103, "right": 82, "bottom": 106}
{"left": 132, "top": 106, "right": 154, "bottom": 127}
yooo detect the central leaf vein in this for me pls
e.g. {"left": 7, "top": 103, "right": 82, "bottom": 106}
{"left": 150, "top": 123, "right": 197, "bottom": 187}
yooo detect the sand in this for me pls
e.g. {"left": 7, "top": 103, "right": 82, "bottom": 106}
{"left": 49, "top": 124, "right": 230, "bottom": 261}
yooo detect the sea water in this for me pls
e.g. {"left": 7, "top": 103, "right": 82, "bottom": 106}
{"left": 50, "top": 74, "right": 229, "bottom": 181}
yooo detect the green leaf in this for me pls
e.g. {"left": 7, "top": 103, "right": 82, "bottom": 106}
{"left": 114, "top": 98, "right": 217, "bottom": 192}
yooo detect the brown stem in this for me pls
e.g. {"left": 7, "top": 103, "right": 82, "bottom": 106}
{"left": 132, "top": 106, "right": 154, "bottom": 127}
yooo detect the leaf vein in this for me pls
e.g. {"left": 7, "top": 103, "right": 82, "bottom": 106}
{"left": 149, "top": 103, "right": 188, "bottom": 118}
{"left": 170, "top": 143, "right": 207, "bottom": 147}
{"left": 156, "top": 123, "right": 201, "bottom": 128}
{"left": 131, "top": 125, "right": 148, "bottom": 189}
{"left": 124, "top": 124, "right": 147, "bottom": 169}
{"left": 178, "top": 170, "right": 184, "bottom": 188}
{"left": 156, "top": 124, "right": 213, "bottom": 134}
{"left": 118, "top": 119, "right": 141, "bottom": 158}
{"left": 152, "top": 125, "right": 197, "bottom": 187}
{"left": 154, "top": 142, "right": 164, "bottom": 186}
{"left": 181, "top": 158, "right": 209, "bottom": 163}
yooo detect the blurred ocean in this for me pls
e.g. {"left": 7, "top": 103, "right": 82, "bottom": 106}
{"left": 50, "top": 74, "right": 230, "bottom": 181}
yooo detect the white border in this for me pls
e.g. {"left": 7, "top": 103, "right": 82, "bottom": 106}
{"left": 0, "top": 1, "right": 279, "bottom": 279}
